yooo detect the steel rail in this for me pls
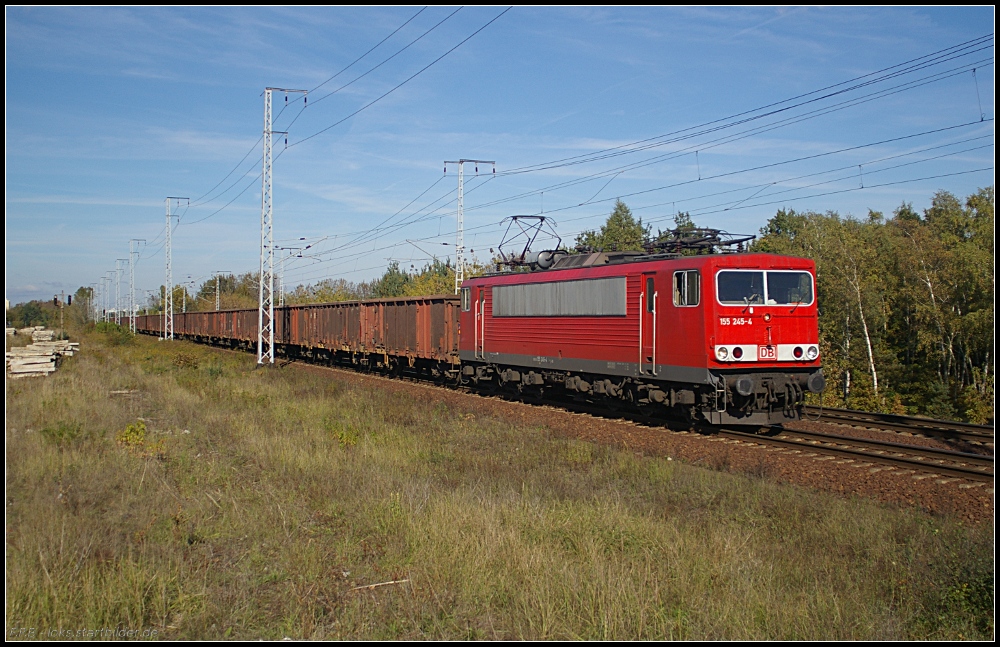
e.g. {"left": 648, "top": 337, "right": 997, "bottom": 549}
{"left": 716, "top": 427, "right": 994, "bottom": 483}
{"left": 805, "top": 405, "right": 994, "bottom": 442}
{"left": 499, "top": 392, "right": 996, "bottom": 483}
{"left": 773, "top": 427, "right": 992, "bottom": 465}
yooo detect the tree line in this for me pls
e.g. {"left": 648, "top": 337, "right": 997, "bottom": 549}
{"left": 753, "top": 188, "right": 993, "bottom": 423}
{"left": 158, "top": 258, "right": 472, "bottom": 313}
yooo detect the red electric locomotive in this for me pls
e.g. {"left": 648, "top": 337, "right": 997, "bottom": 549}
{"left": 458, "top": 233, "right": 825, "bottom": 425}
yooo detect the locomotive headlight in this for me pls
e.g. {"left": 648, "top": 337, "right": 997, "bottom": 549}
{"left": 716, "top": 346, "right": 729, "bottom": 361}
{"left": 806, "top": 345, "right": 819, "bottom": 360}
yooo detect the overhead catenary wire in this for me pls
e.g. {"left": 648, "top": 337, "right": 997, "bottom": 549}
{"left": 154, "top": 7, "right": 509, "bottom": 233}
{"left": 281, "top": 162, "right": 994, "bottom": 286}
{"left": 300, "top": 173, "right": 497, "bottom": 262}
{"left": 288, "top": 7, "right": 460, "bottom": 119}
{"left": 301, "top": 117, "right": 993, "bottom": 252}
{"left": 289, "top": 7, "right": 512, "bottom": 148}
{"left": 460, "top": 61, "right": 996, "bottom": 215}
{"left": 144, "top": 116, "right": 995, "bottom": 292}
{"left": 483, "top": 120, "right": 997, "bottom": 219}
{"left": 279, "top": 139, "right": 993, "bottom": 284}
{"left": 497, "top": 33, "right": 993, "bottom": 176}
{"left": 127, "top": 30, "right": 993, "bottom": 297}
{"left": 280, "top": 130, "right": 989, "bottom": 282}
{"left": 182, "top": 8, "right": 431, "bottom": 211}
{"left": 267, "top": 49, "right": 996, "bottom": 275}
{"left": 311, "top": 7, "right": 429, "bottom": 94}
{"left": 173, "top": 29, "right": 990, "bottom": 240}
{"left": 303, "top": 165, "right": 995, "bottom": 285}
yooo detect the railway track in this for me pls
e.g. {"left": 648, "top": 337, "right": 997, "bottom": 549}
{"left": 473, "top": 389, "right": 996, "bottom": 484}
{"left": 206, "top": 342, "right": 998, "bottom": 486}
{"left": 717, "top": 426, "right": 994, "bottom": 483}
{"left": 805, "top": 405, "right": 994, "bottom": 444}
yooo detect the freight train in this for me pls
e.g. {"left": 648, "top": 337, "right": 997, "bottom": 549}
{"left": 134, "top": 234, "right": 825, "bottom": 426}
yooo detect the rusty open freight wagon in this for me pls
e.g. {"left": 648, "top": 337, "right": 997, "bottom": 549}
{"left": 133, "top": 295, "right": 461, "bottom": 372}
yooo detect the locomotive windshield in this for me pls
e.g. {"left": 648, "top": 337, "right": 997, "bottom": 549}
{"left": 766, "top": 271, "right": 814, "bottom": 305}
{"left": 717, "top": 271, "right": 765, "bottom": 305}
{"left": 716, "top": 270, "right": 813, "bottom": 306}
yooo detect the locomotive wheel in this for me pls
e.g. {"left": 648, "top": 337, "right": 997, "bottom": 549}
{"left": 481, "top": 375, "right": 501, "bottom": 395}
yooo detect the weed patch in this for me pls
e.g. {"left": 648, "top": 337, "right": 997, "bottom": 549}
{"left": 40, "top": 421, "right": 84, "bottom": 446}
{"left": 114, "top": 419, "right": 165, "bottom": 458}
{"left": 94, "top": 321, "right": 135, "bottom": 346}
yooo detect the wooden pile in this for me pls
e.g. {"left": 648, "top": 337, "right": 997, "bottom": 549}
{"left": 6, "top": 335, "right": 79, "bottom": 379}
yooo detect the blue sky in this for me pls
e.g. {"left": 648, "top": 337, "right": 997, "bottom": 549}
{"left": 6, "top": 6, "right": 995, "bottom": 305}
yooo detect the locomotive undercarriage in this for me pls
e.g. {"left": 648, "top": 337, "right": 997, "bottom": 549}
{"left": 462, "top": 362, "right": 825, "bottom": 426}
{"left": 170, "top": 334, "right": 823, "bottom": 427}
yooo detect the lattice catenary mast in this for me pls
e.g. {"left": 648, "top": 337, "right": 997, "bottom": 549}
{"left": 104, "top": 272, "right": 114, "bottom": 323}
{"left": 164, "top": 197, "right": 188, "bottom": 340}
{"left": 115, "top": 259, "right": 127, "bottom": 326}
{"left": 215, "top": 271, "right": 230, "bottom": 312}
{"left": 258, "top": 88, "right": 306, "bottom": 365}
{"left": 129, "top": 239, "right": 145, "bottom": 333}
{"left": 444, "top": 159, "right": 494, "bottom": 294}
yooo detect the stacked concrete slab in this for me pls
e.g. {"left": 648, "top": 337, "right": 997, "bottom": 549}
{"left": 6, "top": 330, "right": 78, "bottom": 379}
{"left": 30, "top": 328, "right": 57, "bottom": 342}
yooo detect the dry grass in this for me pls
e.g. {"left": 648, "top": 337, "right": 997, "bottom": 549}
{"left": 5, "top": 329, "right": 994, "bottom": 639}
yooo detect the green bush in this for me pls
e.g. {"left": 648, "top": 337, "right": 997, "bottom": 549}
{"left": 95, "top": 321, "right": 135, "bottom": 346}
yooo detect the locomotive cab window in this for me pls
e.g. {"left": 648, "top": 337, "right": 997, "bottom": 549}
{"left": 461, "top": 287, "right": 471, "bottom": 312}
{"left": 717, "top": 271, "right": 765, "bottom": 305}
{"left": 766, "top": 271, "right": 814, "bottom": 305}
{"left": 716, "top": 270, "right": 814, "bottom": 306}
{"left": 673, "top": 270, "right": 700, "bottom": 306}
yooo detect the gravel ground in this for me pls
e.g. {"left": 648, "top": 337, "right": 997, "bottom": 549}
{"left": 294, "top": 362, "right": 994, "bottom": 525}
